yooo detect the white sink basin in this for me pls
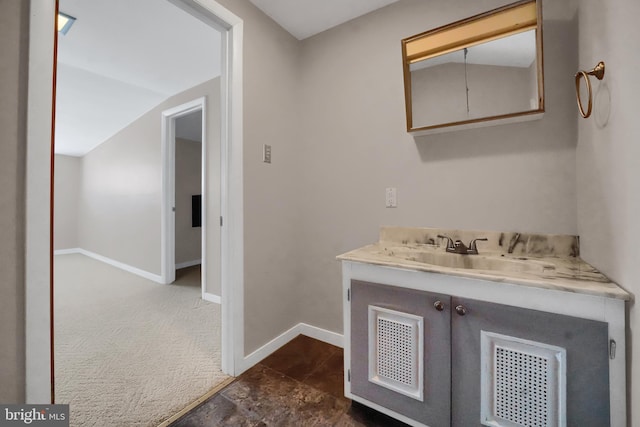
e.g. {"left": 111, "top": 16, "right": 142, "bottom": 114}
{"left": 383, "top": 248, "right": 556, "bottom": 274}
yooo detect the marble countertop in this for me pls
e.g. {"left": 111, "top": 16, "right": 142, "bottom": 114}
{"left": 337, "top": 227, "right": 631, "bottom": 301}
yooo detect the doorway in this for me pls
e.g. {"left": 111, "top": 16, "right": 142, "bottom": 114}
{"left": 174, "top": 109, "right": 205, "bottom": 296}
{"left": 25, "top": 0, "right": 245, "bottom": 406}
{"left": 162, "top": 98, "right": 212, "bottom": 301}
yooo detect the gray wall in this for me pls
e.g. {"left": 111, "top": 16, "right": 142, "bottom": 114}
{"left": 175, "top": 137, "right": 202, "bottom": 265}
{"left": 411, "top": 61, "right": 534, "bottom": 127}
{"left": 297, "top": 0, "right": 578, "bottom": 335}
{"left": 215, "top": 0, "right": 303, "bottom": 354}
{"left": 54, "top": 155, "right": 81, "bottom": 250}
{"left": 78, "top": 106, "right": 162, "bottom": 274}
{"left": 576, "top": 0, "right": 640, "bottom": 424}
{"left": 56, "top": 135, "right": 205, "bottom": 266}
{"left": 0, "top": 0, "right": 28, "bottom": 403}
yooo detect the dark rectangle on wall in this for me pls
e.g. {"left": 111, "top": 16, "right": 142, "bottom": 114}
{"left": 192, "top": 195, "right": 201, "bottom": 227}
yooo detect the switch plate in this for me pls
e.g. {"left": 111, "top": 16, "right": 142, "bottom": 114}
{"left": 386, "top": 187, "right": 397, "bottom": 208}
{"left": 263, "top": 144, "right": 272, "bottom": 164}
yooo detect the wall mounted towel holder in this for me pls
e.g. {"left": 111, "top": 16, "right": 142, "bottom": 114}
{"left": 575, "top": 61, "right": 605, "bottom": 118}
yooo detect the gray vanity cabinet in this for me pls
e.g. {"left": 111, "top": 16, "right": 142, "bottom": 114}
{"left": 350, "top": 280, "right": 451, "bottom": 427}
{"left": 349, "top": 280, "right": 611, "bottom": 427}
{"left": 451, "top": 297, "right": 610, "bottom": 427}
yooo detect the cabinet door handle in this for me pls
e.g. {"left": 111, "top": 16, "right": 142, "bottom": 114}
{"left": 455, "top": 305, "right": 467, "bottom": 316}
{"left": 433, "top": 301, "right": 445, "bottom": 311}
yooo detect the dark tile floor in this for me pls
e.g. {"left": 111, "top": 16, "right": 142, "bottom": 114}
{"left": 170, "top": 335, "right": 409, "bottom": 426}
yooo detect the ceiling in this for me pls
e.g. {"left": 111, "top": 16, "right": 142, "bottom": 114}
{"left": 249, "top": 0, "right": 400, "bottom": 40}
{"left": 411, "top": 30, "right": 537, "bottom": 71}
{"left": 176, "top": 110, "right": 203, "bottom": 143}
{"left": 56, "top": 0, "right": 221, "bottom": 156}
{"left": 56, "top": 0, "right": 400, "bottom": 156}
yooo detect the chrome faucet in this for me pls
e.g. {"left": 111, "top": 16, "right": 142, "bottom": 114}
{"left": 437, "top": 235, "right": 487, "bottom": 255}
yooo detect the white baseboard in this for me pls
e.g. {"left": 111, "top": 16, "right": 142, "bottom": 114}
{"left": 298, "top": 323, "right": 344, "bottom": 348}
{"left": 73, "top": 248, "right": 164, "bottom": 284}
{"left": 203, "top": 292, "right": 221, "bottom": 304}
{"left": 176, "top": 259, "right": 202, "bottom": 269}
{"left": 240, "top": 324, "right": 301, "bottom": 373}
{"left": 238, "top": 323, "right": 344, "bottom": 374}
{"left": 54, "top": 248, "right": 81, "bottom": 255}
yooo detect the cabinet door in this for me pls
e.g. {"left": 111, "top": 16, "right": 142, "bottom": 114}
{"left": 451, "top": 297, "right": 610, "bottom": 427}
{"left": 350, "top": 280, "right": 451, "bottom": 427}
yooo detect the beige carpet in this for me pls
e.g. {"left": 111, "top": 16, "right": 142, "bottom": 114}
{"left": 54, "top": 253, "right": 230, "bottom": 427}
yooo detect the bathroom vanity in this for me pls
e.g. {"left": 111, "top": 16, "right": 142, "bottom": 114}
{"left": 338, "top": 227, "right": 630, "bottom": 427}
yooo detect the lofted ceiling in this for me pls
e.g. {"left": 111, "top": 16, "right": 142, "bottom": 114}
{"left": 410, "top": 30, "right": 538, "bottom": 71}
{"left": 55, "top": 0, "right": 221, "bottom": 156}
{"left": 55, "top": 0, "right": 401, "bottom": 156}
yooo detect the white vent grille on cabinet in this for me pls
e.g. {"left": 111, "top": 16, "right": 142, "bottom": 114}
{"left": 368, "top": 305, "right": 423, "bottom": 401}
{"left": 480, "top": 331, "right": 566, "bottom": 427}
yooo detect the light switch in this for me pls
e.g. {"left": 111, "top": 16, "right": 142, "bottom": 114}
{"left": 386, "top": 187, "right": 397, "bottom": 208}
{"left": 263, "top": 144, "right": 271, "bottom": 164}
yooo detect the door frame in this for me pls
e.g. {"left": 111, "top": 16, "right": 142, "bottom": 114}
{"left": 161, "top": 97, "right": 206, "bottom": 291}
{"left": 170, "top": 0, "right": 246, "bottom": 378}
{"left": 25, "top": 0, "right": 245, "bottom": 402}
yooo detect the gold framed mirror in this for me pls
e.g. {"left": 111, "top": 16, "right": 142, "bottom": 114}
{"left": 402, "top": 0, "right": 544, "bottom": 135}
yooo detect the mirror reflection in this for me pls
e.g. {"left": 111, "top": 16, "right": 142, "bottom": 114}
{"left": 402, "top": 0, "right": 544, "bottom": 134}
{"left": 410, "top": 30, "right": 538, "bottom": 128}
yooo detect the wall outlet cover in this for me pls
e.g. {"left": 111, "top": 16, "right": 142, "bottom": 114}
{"left": 386, "top": 187, "right": 397, "bottom": 208}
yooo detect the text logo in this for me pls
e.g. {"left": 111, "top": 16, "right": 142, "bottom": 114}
{"left": 0, "top": 405, "right": 69, "bottom": 427}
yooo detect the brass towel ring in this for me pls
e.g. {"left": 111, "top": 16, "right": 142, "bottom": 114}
{"left": 575, "top": 61, "right": 605, "bottom": 118}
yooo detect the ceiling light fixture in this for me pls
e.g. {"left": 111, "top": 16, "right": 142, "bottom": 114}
{"left": 58, "top": 12, "right": 76, "bottom": 35}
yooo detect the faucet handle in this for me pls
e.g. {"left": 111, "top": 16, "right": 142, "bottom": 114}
{"left": 467, "top": 238, "right": 488, "bottom": 254}
{"left": 437, "top": 234, "right": 455, "bottom": 250}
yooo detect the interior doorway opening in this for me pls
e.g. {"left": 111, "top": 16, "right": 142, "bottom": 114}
{"left": 25, "top": 0, "right": 245, "bottom": 405}
{"left": 162, "top": 97, "right": 206, "bottom": 292}
{"left": 174, "top": 108, "right": 205, "bottom": 296}
{"left": 162, "top": 98, "right": 221, "bottom": 304}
